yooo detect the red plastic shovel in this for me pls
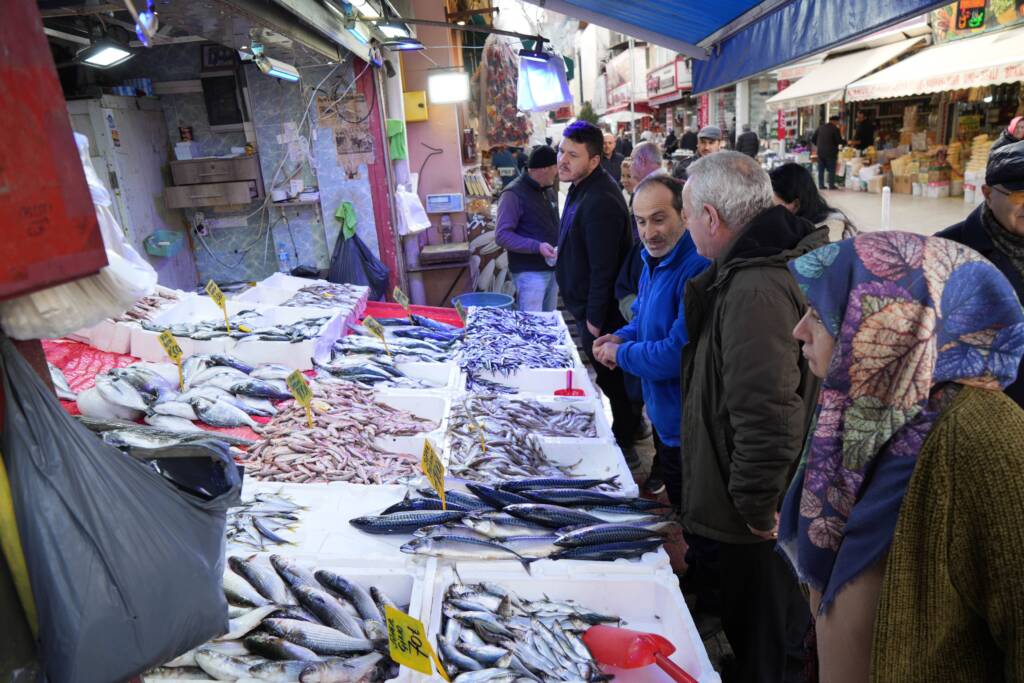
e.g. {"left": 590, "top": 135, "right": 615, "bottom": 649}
{"left": 554, "top": 369, "right": 585, "bottom": 397}
{"left": 583, "top": 624, "right": 700, "bottom": 683}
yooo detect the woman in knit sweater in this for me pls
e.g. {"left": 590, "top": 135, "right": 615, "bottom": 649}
{"left": 777, "top": 232, "right": 1024, "bottom": 682}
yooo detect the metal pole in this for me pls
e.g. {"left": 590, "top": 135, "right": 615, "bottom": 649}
{"left": 628, "top": 37, "right": 636, "bottom": 146}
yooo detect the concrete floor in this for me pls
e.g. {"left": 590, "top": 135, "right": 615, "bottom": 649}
{"left": 822, "top": 189, "right": 976, "bottom": 235}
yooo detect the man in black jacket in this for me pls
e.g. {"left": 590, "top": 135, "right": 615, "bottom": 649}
{"left": 601, "top": 132, "right": 625, "bottom": 186}
{"left": 680, "top": 127, "right": 698, "bottom": 152}
{"left": 813, "top": 115, "right": 843, "bottom": 190}
{"left": 735, "top": 123, "right": 759, "bottom": 158}
{"left": 937, "top": 140, "right": 1024, "bottom": 409}
{"left": 557, "top": 121, "right": 639, "bottom": 456}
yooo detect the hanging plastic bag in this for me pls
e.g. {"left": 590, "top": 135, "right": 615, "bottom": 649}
{"left": 395, "top": 187, "right": 431, "bottom": 236}
{"left": 328, "top": 231, "right": 390, "bottom": 301}
{"left": 0, "top": 334, "right": 239, "bottom": 683}
{"left": 0, "top": 132, "right": 158, "bottom": 340}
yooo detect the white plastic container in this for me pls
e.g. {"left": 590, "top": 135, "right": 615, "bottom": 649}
{"left": 229, "top": 307, "right": 347, "bottom": 370}
{"left": 396, "top": 362, "right": 460, "bottom": 391}
{"left": 70, "top": 318, "right": 133, "bottom": 354}
{"left": 131, "top": 294, "right": 258, "bottom": 362}
{"left": 537, "top": 440, "right": 639, "bottom": 497}
{"left": 424, "top": 565, "right": 721, "bottom": 683}
{"left": 463, "top": 366, "right": 598, "bottom": 398}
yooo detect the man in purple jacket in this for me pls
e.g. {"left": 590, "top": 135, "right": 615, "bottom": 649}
{"left": 495, "top": 146, "right": 560, "bottom": 311}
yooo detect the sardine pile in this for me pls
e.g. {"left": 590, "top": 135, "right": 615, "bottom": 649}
{"left": 458, "top": 308, "right": 573, "bottom": 377}
{"left": 457, "top": 396, "right": 598, "bottom": 438}
{"left": 76, "top": 416, "right": 256, "bottom": 450}
{"left": 335, "top": 328, "right": 458, "bottom": 363}
{"left": 242, "top": 383, "right": 437, "bottom": 484}
{"left": 349, "top": 479, "right": 672, "bottom": 568}
{"left": 466, "top": 307, "right": 567, "bottom": 346}
{"left": 227, "top": 492, "right": 304, "bottom": 550}
{"left": 281, "top": 283, "right": 367, "bottom": 310}
{"left": 113, "top": 289, "right": 180, "bottom": 323}
{"left": 141, "top": 311, "right": 332, "bottom": 342}
{"left": 314, "top": 356, "right": 443, "bottom": 389}
{"left": 75, "top": 354, "right": 298, "bottom": 433}
{"left": 146, "top": 555, "right": 402, "bottom": 682}
{"left": 437, "top": 582, "right": 617, "bottom": 682}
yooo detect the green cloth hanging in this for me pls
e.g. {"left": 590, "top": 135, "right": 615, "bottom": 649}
{"left": 335, "top": 201, "right": 358, "bottom": 240}
{"left": 385, "top": 119, "right": 408, "bottom": 161}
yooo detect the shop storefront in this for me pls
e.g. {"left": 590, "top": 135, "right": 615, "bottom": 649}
{"left": 646, "top": 57, "right": 694, "bottom": 134}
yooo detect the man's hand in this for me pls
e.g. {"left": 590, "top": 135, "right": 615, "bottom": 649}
{"left": 586, "top": 320, "right": 602, "bottom": 338}
{"left": 538, "top": 242, "right": 557, "bottom": 260}
{"left": 747, "top": 512, "right": 780, "bottom": 541}
{"left": 595, "top": 341, "right": 621, "bottom": 370}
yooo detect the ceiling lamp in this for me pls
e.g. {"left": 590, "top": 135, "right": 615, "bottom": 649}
{"left": 347, "top": 21, "right": 372, "bottom": 44}
{"left": 378, "top": 21, "right": 411, "bottom": 38}
{"left": 427, "top": 69, "right": 470, "bottom": 104}
{"left": 517, "top": 50, "right": 572, "bottom": 113}
{"left": 382, "top": 37, "right": 424, "bottom": 51}
{"left": 256, "top": 55, "right": 300, "bottom": 82}
{"left": 77, "top": 36, "right": 134, "bottom": 68}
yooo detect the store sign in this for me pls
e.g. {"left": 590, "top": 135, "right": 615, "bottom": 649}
{"left": 932, "top": 0, "right": 1024, "bottom": 41}
{"left": 676, "top": 59, "right": 692, "bottom": 90}
{"left": 957, "top": 0, "right": 986, "bottom": 29}
{"left": 646, "top": 62, "right": 678, "bottom": 100}
{"left": 698, "top": 93, "right": 710, "bottom": 128}
{"left": 605, "top": 49, "right": 647, "bottom": 109}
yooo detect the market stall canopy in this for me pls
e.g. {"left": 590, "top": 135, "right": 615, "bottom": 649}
{"left": 765, "top": 37, "right": 925, "bottom": 112}
{"left": 600, "top": 111, "right": 653, "bottom": 125}
{"left": 847, "top": 26, "right": 1024, "bottom": 102}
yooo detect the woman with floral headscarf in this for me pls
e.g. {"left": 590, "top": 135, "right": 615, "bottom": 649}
{"left": 778, "top": 232, "right": 1024, "bottom": 682}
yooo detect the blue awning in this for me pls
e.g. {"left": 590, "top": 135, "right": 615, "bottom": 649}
{"left": 524, "top": 0, "right": 947, "bottom": 93}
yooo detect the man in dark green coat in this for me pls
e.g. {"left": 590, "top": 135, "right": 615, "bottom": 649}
{"left": 680, "top": 151, "right": 825, "bottom": 683}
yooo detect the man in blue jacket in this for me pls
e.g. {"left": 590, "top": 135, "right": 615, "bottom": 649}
{"left": 594, "top": 175, "right": 710, "bottom": 507}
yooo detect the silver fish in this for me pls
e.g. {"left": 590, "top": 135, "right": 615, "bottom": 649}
{"left": 297, "top": 653, "right": 383, "bottom": 683}
{"left": 47, "top": 362, "right": 77, "bottom": 400}
{"left": 95, "top": 374, "right": 149, "bottom": 411}
{"left": 142, "top": 666, "right": 207, "bottom": 679}
{"left": 262, "top": 619, "right": 376, "bottom": 656}
{"left": 218, "top": 605, "right": 279, "bottom": 641}
{"left": 250, "top": 364, "right": 294, "bottom": 381}
{"left": 224, "top": 570, "right": 272, "bottom": 608}
{"left": 193, "top": 397, "right": 260, "bottom": 429}
{"left": 145, "top": 413, "right": 203, "bottom": 432}
{"left": 228, "top": 556, "right": 294, "bottom": 605}
{"left": 195, "top": 648, "right": 254, "bottom": 680}
{"left": 152, "top": 400, "right": 199, "bottom": 421}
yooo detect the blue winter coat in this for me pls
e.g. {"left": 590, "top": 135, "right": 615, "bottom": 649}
{"left": 614, "top": 231, "right": 710, "bottom": 446}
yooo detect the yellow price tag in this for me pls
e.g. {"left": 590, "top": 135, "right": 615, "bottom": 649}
{"left": 421, "top": 440, "right": 446, "bottom": 510}
{"left": 286, "top": 370, "right": 314, "bottom": 427}
{"left": 469, "top": 417, "right": 487, "bottom": 453}
{"left": 393, "top": 286, "right": 413, "bottom": 321}
{"left": 363, "top": 315, "right": 392, "bottom": 358}
{"left": 158, "top": 330, "right": 184, "bottom": 390}
{"left": 454, "top": 300, "right": 467, "bottom": 325}
{"left": 384, "top": 605, "right": 450, "bottom": 681}
{"left": 205, "top": 279, "right": 231, "bottom": 333}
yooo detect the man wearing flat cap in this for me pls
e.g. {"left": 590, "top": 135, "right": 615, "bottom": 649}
{"left": 495, "top": 145, "right": 561, "bottom": 312}
{"left": 938, "top": 140, "right": 1024, "bottom": 407}
{"left": 672, "top": 125, "right": 723, "bottom": 181}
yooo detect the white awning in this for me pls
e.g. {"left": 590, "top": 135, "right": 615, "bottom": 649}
{"left": 766, "top": 37, "right": 925, "bottom": 112}
{"left": 599, "top": 111, "right": 653, "bottom": 125}
{"left": 847, "top": 26, "right": 1024, "bottom": 102}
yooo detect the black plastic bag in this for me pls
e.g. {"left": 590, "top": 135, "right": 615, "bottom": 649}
{"left": 0, "top": 335, "right": 240, "bottom": 683}
{"left": 327, "top": 233, "right": 390, "bottom": 301}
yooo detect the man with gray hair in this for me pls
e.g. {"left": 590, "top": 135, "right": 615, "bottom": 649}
{"left": 630, "top": 142, "right": 664, "bottom": 183}
{"left": 679, "top": 151, "right": 825, "bottom": 682}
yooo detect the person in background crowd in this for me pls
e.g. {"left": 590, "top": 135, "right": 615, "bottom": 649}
{"left": 770, "top": 163, "right": 857, "bottom": 242}
{"left": 602, "top": 132, "right": 626, "bottom": 186}
{"left": 513, "top": 146, "right": 529, "bottom": 172}
{"left": 491, "top": 145, "right": 519, "bottom": 188}
{"left": 680, "top": 126, "right": 699, "bottom": 152}
{"left": 735, "top": 123, "right": 760, "bottom": 158}
{"left": 849, "top": 111, "right": 875, "bottom": 152}
{"left": 664, "top": 128, "right": 678, "bottom": 158}
{"left": 615, "top": 141, "right": 666, "bottom": 493}
{"left": 680, "top": 151, "right": 824, "bottom": 683}
{"left": 672, "top": 125, "right": 723, "bottom": 181}
{"left": 938, "top": 140, "right": 1024, "bottom": 408}
{"left": 495, "top": 146, "right": 560, "bottom": 312}
{"left": 780, "top": 232, "right": 1024, "bottom": 683}
{"left": 813, "top": 115, "right": 844, "bottom": 191}
{"left": 621, "top": 158, "right": 636, "bottom": 197}
{"left": 594, "top": 176, "right": 710, "bottom": 508}
{"left": 993, "top": 115, "right": 1024, "bottom": 152}
{"left": 556, "top": 121, "right": 640, "bottom": 462}
{"left": 617, "top": 130, "right": 634, "bottom": 158}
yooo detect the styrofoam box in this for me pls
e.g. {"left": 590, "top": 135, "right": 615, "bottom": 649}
{"left": 70, "top": 318, "right": 133, "bottom": 354}
{"left": 228, "top": 306, "right": 348, "bottom": 370}
{"left": 527, "top": 395, "right": 616, "bottom": 443}
{"left": 131, "top": 294, "right": 261, "bottom": 362}
{"left": 228, "top": 481, "right": 341, "bottom": 557}
{"left": 397, "top": 362, "right": 460, "bottom": 392}
{"left": 537, "top": 440, "right": 639, "bottom": 497}
{"left": 233, "top": 284, "right": 296, "bottom": 307}
{"left": 462, "top": 365, "right": 597, "bottom": 398}
{"left": 424, "top": 565, "right": 720, "bottom": 683}
{"left": 260, "top": 272, "right": 330, "bottom": 292}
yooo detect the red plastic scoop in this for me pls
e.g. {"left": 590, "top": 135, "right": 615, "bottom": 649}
{"left": 583, "top": 624, "right": 699, "bottom": 683}
{"left": 554, "top": 369, "right": 585, "bottom": 397}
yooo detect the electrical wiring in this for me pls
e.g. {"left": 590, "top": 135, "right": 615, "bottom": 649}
{"left": 418, "top": 142, "right": 444, "bottom": 179}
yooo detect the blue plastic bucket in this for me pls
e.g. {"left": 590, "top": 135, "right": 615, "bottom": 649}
{"left": 451, "top": 292, "right": 514, "bottom": 310}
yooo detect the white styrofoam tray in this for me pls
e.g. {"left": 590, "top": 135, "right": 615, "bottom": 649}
{"left": 424, "top": 565, "right": 720, "bottom": 683}
{"left": 537, "top": 440, "right": 639, "bottom": 497}
{"left": 462, "top": 366, "right": 598, "bottom": 398}
{"left": 69, "top": 318, "right": 134, "bottom": 354}
{"left": 131, "top": 294, "right": 263, "bottom": 362}
{"left": 228, "top": 481, "right": 340, "bottom": 557}
{"left": 228, "top": 306, "right": 348, "bottom": 371}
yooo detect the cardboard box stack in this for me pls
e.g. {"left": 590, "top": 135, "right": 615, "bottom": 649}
{"left": 964, "top": 134, "right": 992, "bottom": 204}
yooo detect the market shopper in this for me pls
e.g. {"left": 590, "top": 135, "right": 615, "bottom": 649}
{"left": 937, "top": 139, "right": 1024, "bottom": 408}
{"left": 557, "top": 121, "right": 639, "bottom": 458}
{"left": 770, "top": 163, "right": 857, "bottom": 242}
{"left": 680, "top": 151, "right": 825, "bottom": 683}
{"left": 594, "top": 176, "right": 710, "bottom": 507}
{"left": 735, "top": 123, "right": 759, "bottom": 158}
{"left": 993, "top": 115, "right": 1024, "bottom": 152}
{"left": 621, "top": 158, "right": 636, "bottom": 196}
{"left": 813, "top": 115, "right": 843, "bottom": 190}
{"left": 849, "top": 110, "right": 875, "bottom": 152}
{"left": 494, "top": 146, "right": 560, "bottom": 312}
{"left": 617, "top": 131, "right": 634, "bottom": 158}
{"left": 602, "top": 133, "right": 626, "bottom": 186}
{"left": 680, "top": 126, "right": 698, "bottom": 152}
{"left": 664, "top": 129, "right": 678, "bottom": 157}
{"left": 672, "top": 126, "right": 722, "bottom": 181}
{"left": 779, "top": 232, "right": 1024, "bottom": 683}
{"left": 491, "top": 146, "right": 519, "bottom": 188}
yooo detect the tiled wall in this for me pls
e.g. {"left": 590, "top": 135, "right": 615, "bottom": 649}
{"left": 114, "top": 45, "right": 381, "bottom": 285}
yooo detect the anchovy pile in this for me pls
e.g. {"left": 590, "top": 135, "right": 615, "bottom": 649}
{"left": 75, "top": 355, "right": 297, "bottom": 433}
{"left": 458, "top": 339, "right": 573, "bottom": 376}
{"left": 335, "top": 328, "right": 458, "bottom": 363}
{"left": 349, "top": 479, "right": 673, "bottom": 569}
{"left": 141, "top": 311, "right": 332, "bottom": 342}
{"left": 242, "top": 383, "right": 437, "bottom": 484}
{"left": 464, "top": 374, "right": 518, "bottom": 395}
{"left": 146, "top": 555, "right": 401, "bottom": 682}
{"left": 227, "top": 492, "right": 304, "bottom": 550}
{"left": 281, "top": 283, "right": 367, "bottom": 310}
{"left": 314, "top": 356, "right": 443, "bottom": 389}
{"left": 437, "top": 582, "right": 617, "bottom": 682}
{"left": 112, "top": 289, "right": 181, "bottom": 323}
{"left": 466, "top": 307, "right": 567, "bottom": 346}
{"left": 458, "top": 396, "right": 599, "bottom": 438}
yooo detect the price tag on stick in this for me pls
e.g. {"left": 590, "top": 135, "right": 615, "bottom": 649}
{"left": 384, "top": 605, "right": 450, "bottom": 681}
{"left": 158, "top": 330, "right": 184, "bottom": 390}
{"left": 421, "top": 440, "right": 446, "bottom": 510}
{"left": 363, "top": 315, "right": 392, "bottom": 358}
{"left": 393, "top": 286, "right": 413, "bottom": 322}
{"left": 454, "top": 300, "right": 467, "bottom": 325}
{"left": 205, "top": 279, "right": 231, "bottom": 334}
{"left": 286, "top": 370, "right": 315, "bottom": 427}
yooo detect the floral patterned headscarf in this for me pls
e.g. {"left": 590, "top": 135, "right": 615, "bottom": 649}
{"left": 778, "top": 232, "right": 1024, "bottom": 612}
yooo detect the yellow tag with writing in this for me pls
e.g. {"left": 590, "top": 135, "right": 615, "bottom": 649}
{"left": 158, "top": 330, "right": 184, "bottom": 390}
{"left": 454, "top": 300, "right": 467, "bottom": 325}
{"left": 384, "top": 605, "right": 450, "bottom": 681}
{"left": 205, "top": 279, "right": 231, "bottom": 333}
{"left": 286, "top": 370, "right": 314, "bottom": 427}
{"left": 420, "top": 440, "right": 446, "bottom": 510}
{"left": 469, "top": 417, "right": 487, "bottom": 453}
{"left": 363, "top": 315, "right": 392, "bottom": 358}
{"left": 393, "top": 286, "right": 413, "bottom": 321}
